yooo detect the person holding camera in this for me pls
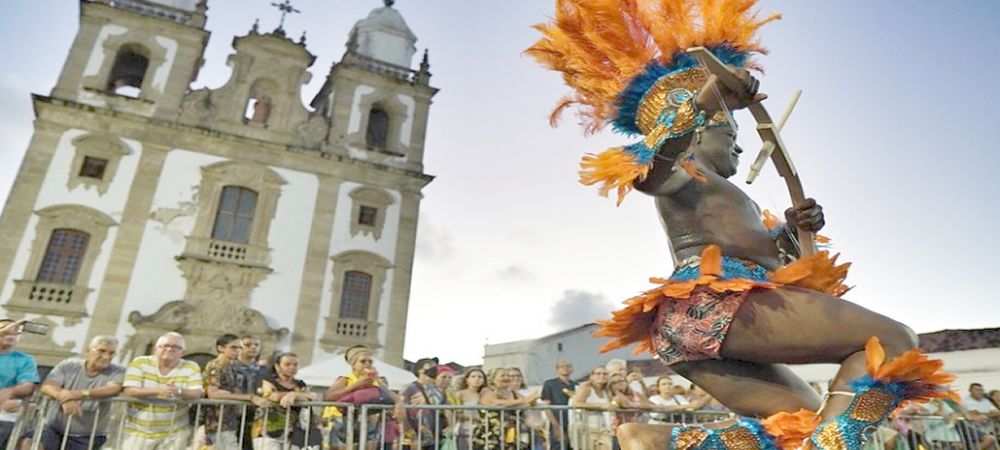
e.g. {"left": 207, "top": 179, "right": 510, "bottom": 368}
{"left": 0, "top": 318, "right": 39, "bottom": 444}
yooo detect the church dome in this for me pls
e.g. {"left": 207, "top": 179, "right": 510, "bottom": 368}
{"left": 362, "top": 6, "right": 416, "bottom": 40}
{"left": 350, "top": 3, "right": 418, "bottom": 68}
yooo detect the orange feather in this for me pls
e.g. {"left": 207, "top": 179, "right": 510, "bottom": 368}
{"left": 761, "top": 409, "right": 822, "bottom": 450}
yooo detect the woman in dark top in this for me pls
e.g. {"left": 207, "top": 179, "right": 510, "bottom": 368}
{"left": 259, "top": 352, "right": 321, "bottom": 449}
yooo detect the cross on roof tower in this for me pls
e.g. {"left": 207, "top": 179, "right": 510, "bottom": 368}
{"left": 270, "top": 0, "right": 300, "bottom": 33}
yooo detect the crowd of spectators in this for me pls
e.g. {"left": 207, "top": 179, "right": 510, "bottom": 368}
{"left": 2, "top": 319, "right": 1000, "bottom": 450}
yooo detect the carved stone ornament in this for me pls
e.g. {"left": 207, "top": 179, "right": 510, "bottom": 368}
{"left": 179, "top": 88, "right": 217, "bottom": 124}
{"left": 125, "top": 299, "right": 288, "bottom": 361}
{"left": 296, "top": 113, "right": 328, "bottom": 148}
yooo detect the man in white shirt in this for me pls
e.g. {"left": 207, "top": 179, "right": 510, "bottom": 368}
{"left": 961, "top": 383, "right": 999, "bottom": 450}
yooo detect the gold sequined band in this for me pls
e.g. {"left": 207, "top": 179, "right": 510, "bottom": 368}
{"left": 635, "top": 66, "right": 733, "bottom": 146}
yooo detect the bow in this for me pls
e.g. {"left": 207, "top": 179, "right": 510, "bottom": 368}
{"left": 687, "top": 47, "right": 816, "bottom": 257}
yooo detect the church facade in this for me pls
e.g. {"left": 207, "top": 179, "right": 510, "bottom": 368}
{"left": 0, "top": 0, "right": 436, "bottom": 367}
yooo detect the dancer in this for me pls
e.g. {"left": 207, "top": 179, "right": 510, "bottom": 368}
{"left": 525, "top": 1, "right": 956, "bottom": 450}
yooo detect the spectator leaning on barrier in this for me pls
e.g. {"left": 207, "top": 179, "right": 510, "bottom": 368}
{"left": 0, "top": 318, "right": 40, "bottom": 444}
{"left": 34, "top": 335, "right": 125, "bottom": 450}
{"left": 122, "top": 331, "right": 204, "bottom": 450}
{"left": 258, "top": 352, "right": 321, "bottom": 450}
{"left": 456, "top": 368, "right": 487, "bottom": 450}
{"left": 203, "top": 334, "right": 270, "bottom": 449}
{"left": 541, "top": 360, "right": 576, "bottom": 449}
{"left": 403, "top": 357, "right": 446, "bottom": 449}
{"left": 570, "top": 365, "right": 613, "bottom": 450}
{"left": 961, "top": 383, "right": 999, "bottom": 450}
{"left": 474, "top": 368, "right": 540, "bottom": 450}
{"left": 324, "top": 344, "right": 403, "bottom": 450}
{"left": 237, "top": 335, "right": 268, "bottom": 393}
{"left": 647, "top": 377, "right": 707, "bottom": 425}
{"left": 236, "top": 334, "right": 268, "bottom": 450}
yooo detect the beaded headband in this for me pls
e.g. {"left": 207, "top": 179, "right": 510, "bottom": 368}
{"left": 526, "top": 0, "right": 778, "bottom": 204}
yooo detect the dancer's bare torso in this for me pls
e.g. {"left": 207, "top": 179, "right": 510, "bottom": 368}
{"left": 635, "top": 127, "right": 788, "bottom": 270}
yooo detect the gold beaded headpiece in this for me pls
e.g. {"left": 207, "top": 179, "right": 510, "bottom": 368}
{"left": 526, "top": 0, "right": 778, "bottom": 204}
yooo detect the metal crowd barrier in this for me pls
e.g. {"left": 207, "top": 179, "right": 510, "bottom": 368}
{"left": 863, "top": 415, "right": 1000, "bottom": 450}
{"left": 4, "top": 394, "right": 355, "bottom": 450}
{"left": 356, "top": 404, "right": 732, "bottom": 450}
{"left": 5, "top": 396, "right": 1000, "bottom": 450}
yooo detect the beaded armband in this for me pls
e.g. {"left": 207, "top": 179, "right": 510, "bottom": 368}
{"left": 810, "top": 384, "right": 900, "bottom": 450}
{"left": 671, "top": 419, "right": 778, "bottom": 450}
{"left": 810, "top": 337, "right": 958, "bottom": 450}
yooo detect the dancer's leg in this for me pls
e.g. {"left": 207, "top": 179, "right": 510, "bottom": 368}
{"left": 720, "top": 286, "right": 918, "bottom": 419}
{"left": 620, "top": 287, "right": 918, "bottom": 450}
{"left": 618, "top": 360, "right": 820, "bottom": 450}
{"left": 672, "top": 359, "right": 820, "bottom": 417}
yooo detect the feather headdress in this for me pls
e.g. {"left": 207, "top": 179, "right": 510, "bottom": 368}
{"left": 526, "top": 0, "right": 779, "bottom": 204}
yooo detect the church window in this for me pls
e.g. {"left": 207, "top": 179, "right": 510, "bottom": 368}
{"left": 244, "top": 96, "right": 272, "bottom": 124}
{"left": 339, "top": 271, "right": 372, "bottom": 320}
{"left": 36, "top": 229, "right": 90, "bottom": 285}
{"left": 79, "top": 156, "right": 109, "bottom": 180}
{"left": 358, "top": 206, "right": 378, "bottom": 226}
{"left": 106, "top": 46, "right": 149, "bottom": 98}
{"left": 211, "top": 186, "right": 258, "bottom": 244}
{"left": 366, "top": 106, "right": 390, "bottom": 151}
{"left": 319, "top": 250, "right": 390, "bottom": 351}
{"left": 349, "top": 187, "right": 393, "bottom": 240}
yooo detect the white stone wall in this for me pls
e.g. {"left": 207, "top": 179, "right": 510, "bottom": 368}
{"left": 347, "top": 85, "right": 377, "bottom": 135}
{"left": 311, "top": 180, "right": 401, "bottom": 362}
{"left": 151, "top": 36, "right": 178, "bottom": 94}
{"left": 121, "top": 149, "right": 220, "bottom": 338}
{"left": 247, "top": 168, "right": 317, "bottom": 333}
{"left": 0, "top": 128, "right": 142, "bottom": 351}
{"left": 122, "top": 150, "right": 319, "bottom": 346}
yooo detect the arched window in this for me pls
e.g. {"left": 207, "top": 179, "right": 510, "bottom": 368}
{"left": 211, "top": 186, "right": 258, "bottom": 244}
{"left": 339, "top": 271, "right": 372, "bottom": 320}
{"left": 243, "top": 79, "right": 277, "bottom": 125}
{"left": 36, "top": 229, "right": 90, "bottom": 285}
{"left": 106, "top": 46, "right": 149, "bottom": 97}
{"left": 366, "top": 106, "right": 390, "bottom": 151}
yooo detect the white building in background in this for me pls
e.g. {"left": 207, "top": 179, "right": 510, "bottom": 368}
{"left": 483, "top": 324, "right": 647, "bottom": 386}
{"left": 0, "top": 0, "right": 438, "bottom": 368}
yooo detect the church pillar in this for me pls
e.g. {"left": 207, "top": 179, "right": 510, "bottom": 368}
{"left": 0, "top": 122, "right": 66, "bottom": 289}
{"left": 84, "top": 144, "right": 168, "bottom": 342}
{"left": 383, "top": 186, "right": 421, "bottom": 365}
{"left": 289, "top": 174, "right": 341, "bottom": 365}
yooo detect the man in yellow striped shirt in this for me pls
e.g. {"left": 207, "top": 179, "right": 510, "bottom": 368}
{"left": 122, "top": 332, "right": 204, "bottom": 450}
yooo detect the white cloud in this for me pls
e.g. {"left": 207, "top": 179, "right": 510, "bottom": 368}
{"left": 548, "top": 289, "right": 614, "bottom": 330}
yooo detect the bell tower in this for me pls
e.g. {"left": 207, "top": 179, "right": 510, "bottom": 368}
{"left": 50, "top": 0, "right": 210, "bottom": 119}
{"left": 310, "top": 0, "right": 437, "bottom": 174}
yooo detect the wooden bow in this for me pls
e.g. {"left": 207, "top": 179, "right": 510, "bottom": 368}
{"left": 687, "top": 47, "right": 816, "bottom": 257}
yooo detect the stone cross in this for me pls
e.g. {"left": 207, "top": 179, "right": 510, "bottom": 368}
{"left": 270, "top": 0, "right": 300, "bottom": 31}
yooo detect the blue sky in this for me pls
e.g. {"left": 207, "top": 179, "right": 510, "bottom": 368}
{"left": 1, "top": 1, "right": 999, "bottom": 366}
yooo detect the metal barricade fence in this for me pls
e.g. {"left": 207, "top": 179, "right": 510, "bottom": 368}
{"left": 3, "top": 394, "right": 357, "bottom": 450}
{"left": 871, "top": 415, "right": 1000, "bottom": 450}
{"left": 356, "top": 404, "right": 733, "bottom": 450}
{"left": 6, "top": 398, "right": 1000, "bottom": 450}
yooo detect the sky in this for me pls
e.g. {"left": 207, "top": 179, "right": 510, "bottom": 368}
{"left": 1, "top": 1, "right": 999, "bottom": 367}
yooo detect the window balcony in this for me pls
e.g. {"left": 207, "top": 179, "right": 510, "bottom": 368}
{"left": 5, "top": 280, "right": 91, "bottom": 323}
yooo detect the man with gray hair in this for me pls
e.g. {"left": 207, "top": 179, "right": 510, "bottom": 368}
{"left": 31, "top": 335, "right": 125, "bottom": 449}
{"left": 122, "top": 332, "right": 203, "bottom": 450}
